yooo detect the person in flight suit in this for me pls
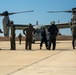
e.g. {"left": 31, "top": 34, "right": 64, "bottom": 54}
{"left": 70, "top": 21, "right": 76, "bottom": 49}
{"left": 10, "top": 21, "right": 16, "bottom": 50}
{"left": 18, "top": 33, "right": 22, "bottom": 44}
{"left": 48, "top": 21, "right": 58, "bottom": 50}
{"left": 23, "top": 23, "right": 35, "bottom": 50}
{"left": 40, "top": 27, "right": 48, "bottom": 49}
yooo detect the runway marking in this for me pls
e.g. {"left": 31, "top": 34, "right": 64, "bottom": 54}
{"left": 7, "top": 50, "right": 64, "bottom": 75}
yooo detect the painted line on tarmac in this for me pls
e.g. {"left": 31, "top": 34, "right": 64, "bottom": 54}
{"left": 7, "top": 50, "right": 64, "bottom": 75}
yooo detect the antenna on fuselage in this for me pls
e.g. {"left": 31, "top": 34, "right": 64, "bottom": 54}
{"left": 36, "top": 21, "right": 38, "bottom": 25}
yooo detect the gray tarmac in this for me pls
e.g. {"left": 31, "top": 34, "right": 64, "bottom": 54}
{"left": 0, "top": 41, "right": 76, "bottom": 75}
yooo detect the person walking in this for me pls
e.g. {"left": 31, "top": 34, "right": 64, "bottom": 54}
{"left": 18, "top": 33, "right": 22, "bottom": 44}
{"left": 48, "top": 21, "right": 58, "bottom": 50}
{"left": 70, "top": 21, "right": 76, "bottom": 49}
{"left": 23, "top": 23, "right": 35, "bottom": 50}
{"left": 40, "top": 27, "right": 48, "bottom": 49}
{"left": 10, "top": 21, "right": 16, "bottom": 50}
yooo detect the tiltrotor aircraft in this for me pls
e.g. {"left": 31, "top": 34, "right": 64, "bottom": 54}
{"left": 0, "top": 8, "right": 76, "bottom": 42}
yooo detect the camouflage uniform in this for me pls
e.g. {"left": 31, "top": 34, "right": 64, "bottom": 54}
{"left": 71, "top": 22, "right": 76, "bottom": 49}
{"left": 10, "top": 21, "right": 16, "bottom": 50}
{"left": 23, "top": 24, "right": 35, "bottom": 50}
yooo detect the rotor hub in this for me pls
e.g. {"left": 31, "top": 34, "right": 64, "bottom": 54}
{"left": 3, "top": 11, "right": 9, "bottom": 16}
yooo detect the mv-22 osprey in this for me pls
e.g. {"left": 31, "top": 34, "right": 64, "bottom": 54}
{"left": 0, "top": 8, "right": 76, "bottom": 41}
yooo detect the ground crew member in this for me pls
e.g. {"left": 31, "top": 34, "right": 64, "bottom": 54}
{"left": 48, "top": 21, "right": 58, "bottom": 50}
{"left": 23, "top": 23, "right": 35, "bottom": 50}
{"left": 40, "top": 27, "right": 48, "bottom": 49}
{"left": 70, "top": 21, "right": 76, "bottom": 49}
{"left": 10, "top": 21, "right": 16, "bottom": 50}
{"left": 18, "top": 33, "right": 22, "bottom": 44}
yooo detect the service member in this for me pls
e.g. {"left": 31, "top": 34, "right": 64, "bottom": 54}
{"left": 40, "top": 27, "right": 48, "bottom": 49}
{"left": 18, "top": 33, "right": 22, "bottom": 44}
{"left": 10, "top": 21, "right": 16, "bottom": 50}
{"left": 70, "top": 21, "right": 76, "bottom": 49}
{"left": 23, "top": 23, "right": 35, "bottom": 50}
{"left": 48, "top": 21, "right": 58, "bottom": 50}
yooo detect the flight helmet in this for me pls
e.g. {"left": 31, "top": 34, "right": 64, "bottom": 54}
{"left": 51, "top": 21, "right": 55, "bottom": 25}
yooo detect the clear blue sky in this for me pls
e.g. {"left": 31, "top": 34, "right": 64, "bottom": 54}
{"left": 0, "top": 0, "right": 76, "bottom": 36}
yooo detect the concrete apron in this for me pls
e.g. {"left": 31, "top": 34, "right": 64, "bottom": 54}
{"left": 0, "top": 41, "right": 76, "bottom": 75}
